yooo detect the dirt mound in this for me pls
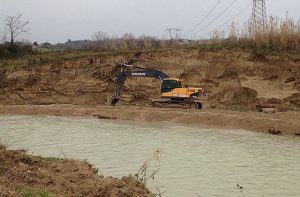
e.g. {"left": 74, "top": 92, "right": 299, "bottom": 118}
{"left": 217, "top": 66, "right": 239, "bottom": 80}
{"left": 24, "top": 74, "right": 40, "bottom": 87}
{"left": 0, "top": 145, "right": 154, "bottom": 197}
{"left": 284, "top": 71, "right": 300, "bottom": 90}
{"left": 207, "top": 66, "right": 258, "bottom": 109}
{"left": 209, "top": 81, "right": 258, "bottom": 109}
{"left": 284, "top": 93, "right": 300, "bottom": 109}
{"left": 295, "top": 76, "right": 300, "bottom": 90}
{"left": 0, "top": 70, "right": 8, "bottom": 88}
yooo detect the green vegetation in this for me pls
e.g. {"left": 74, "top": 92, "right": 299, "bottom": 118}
{"left": 0, "top": 43, "right": 33, "bottom": 59}
{"left": 0, "top": 50, "right": 98, "bottom": 68}
{"left": 15, "top": 187, "right": 50, "bottom": 197}
{"left": 41, "top": 156, "right": 64, "bottom": 161}
{"left": 0, "top": 47, "right": 171, "bottom": 69}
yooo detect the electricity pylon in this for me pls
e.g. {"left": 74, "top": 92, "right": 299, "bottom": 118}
{"left": 252, "top": 0, "right": 267, "bottom": 31}
{"left": 165, "top": 28, "right": 182, "bottom": 39}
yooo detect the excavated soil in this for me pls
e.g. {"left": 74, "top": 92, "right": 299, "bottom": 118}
{"left": 0, "top": 144, "right": 154, "bottom": 197}
{"left": 0, "top": 48, "right": 299, "bottom": 111}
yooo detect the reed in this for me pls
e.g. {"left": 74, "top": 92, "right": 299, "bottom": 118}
{"left": 208, "top": 16, "right": 300, "bottom": 52}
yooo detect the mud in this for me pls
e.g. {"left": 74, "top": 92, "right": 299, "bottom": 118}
{"left": 0, "top": 144, "right": 154, "bottom": 197}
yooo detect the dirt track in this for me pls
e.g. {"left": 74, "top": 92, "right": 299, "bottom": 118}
{"left": 0, "top": 104, "right": 299, "bottom": 136}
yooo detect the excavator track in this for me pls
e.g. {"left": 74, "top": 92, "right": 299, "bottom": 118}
{"left": 151, "top": 98, "right": 203, "bottom": 109}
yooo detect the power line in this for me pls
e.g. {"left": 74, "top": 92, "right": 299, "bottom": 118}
{"left": 183, "top": 0, "right": 222, "bottom": 37}
{"left": 200, "top": 2, "right": 252, "bottom": 38}
{"left": 192, "top": 0, "right": 238, "bottom": 37}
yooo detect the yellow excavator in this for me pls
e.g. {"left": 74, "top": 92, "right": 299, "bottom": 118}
{"left": 110, "top": 61, "right": 207, "bottom": 109}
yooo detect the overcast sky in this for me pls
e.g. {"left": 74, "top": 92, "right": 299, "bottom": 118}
{"left": 1, "top": 0, "right": 299, "bottom": 43}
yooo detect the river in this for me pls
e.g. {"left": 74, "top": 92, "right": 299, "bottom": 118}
{"left": 0, "top": 115, "right": 299, "bottom": 197}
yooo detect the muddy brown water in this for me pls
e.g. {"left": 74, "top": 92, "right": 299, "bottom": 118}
{"left": 0, "top": 115, "right": 300, "bottom": 197}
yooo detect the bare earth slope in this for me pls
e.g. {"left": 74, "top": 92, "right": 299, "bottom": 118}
{"left": 0, "top": 48, "right": 299, "bottom": 110}
{"left": 0, "top": 144, "right": 154, "bottom": 197}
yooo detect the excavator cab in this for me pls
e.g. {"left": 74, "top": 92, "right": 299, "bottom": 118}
{"left": 161, "top": 79, "right": 182, "bottom": 93}
{"left": 160, "top": 78, "right": 206, "bottom": 100}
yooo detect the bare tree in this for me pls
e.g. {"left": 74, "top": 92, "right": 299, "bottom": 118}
{"left": 92, "top": 31, "right": 108, "bottom": 41}
{"left": 121, "top": 33, "right": 136, "bottom": 50}
{"left": 92, "top": 31, "right": 110, "bottom": 50}
{"left": 5, "top": 14, "right": 29, "bottom": 44}
{"left": 0, "top": 29, "right": 7, "bottom": 43}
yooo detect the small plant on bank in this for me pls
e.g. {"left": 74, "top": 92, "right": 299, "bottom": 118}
{"left": 15, "top": 187, "right": 49, "bottom": 197}
{"left": 135, "top": 149, "right": 163, "bottom": 184}
{"left": 40, "top": 156, "right": 64, "bottom": 161}
{"left": 134, "top": 149, "right": 166, "bottom": 196}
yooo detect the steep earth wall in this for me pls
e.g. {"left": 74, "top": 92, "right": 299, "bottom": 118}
{"left": 0, "top": 48, "right": 299, "bottom": 111}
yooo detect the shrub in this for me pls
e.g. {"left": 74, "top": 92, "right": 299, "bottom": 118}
{"left": 0, "top": 43, "right": 33, "bottom": 59}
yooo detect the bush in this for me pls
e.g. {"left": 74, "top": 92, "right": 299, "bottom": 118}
{"left": 0, "top": 43, "right": 33, "bottom": 59}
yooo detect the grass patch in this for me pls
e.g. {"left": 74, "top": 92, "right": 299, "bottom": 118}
{"left": 0, "top": 51, "right": 98, "bottom": 68}
{"left": 0, "top": 47, "right": 171, "bottom": 69}
{"left": 16, "top": 187, "right": 50, "bottom": 197}
{"left": 41, "top": 156, "right": 64, "bottom": 161}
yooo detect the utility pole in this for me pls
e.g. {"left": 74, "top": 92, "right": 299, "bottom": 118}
{"left": 251, "top": 0, "right": 267, "bottom": 32}
{"left": 165, "top": 28, "right": 182, "bottom": 39}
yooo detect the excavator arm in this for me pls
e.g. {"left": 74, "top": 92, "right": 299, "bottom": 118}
{"left": 111, "top": 64, "right": 169, "bottom": 106}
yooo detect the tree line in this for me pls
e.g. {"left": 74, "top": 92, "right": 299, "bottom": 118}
{"left": 0, "top": 14, "right": 186, "bottom": 59}
{"left": 2, "top": 13, "right": 300, "bottom": 60}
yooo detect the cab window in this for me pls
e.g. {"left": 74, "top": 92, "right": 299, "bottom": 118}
{"left": 161, "top": 80, "right": 182, "bottom": 93}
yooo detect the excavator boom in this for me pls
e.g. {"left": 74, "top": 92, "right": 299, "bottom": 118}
{"left": 111, "top": 64, "right": 169, "bottom": 105}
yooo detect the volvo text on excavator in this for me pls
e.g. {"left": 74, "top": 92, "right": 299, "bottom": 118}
{"left": 110, "top": 61, "right": 207, "bottom": 109}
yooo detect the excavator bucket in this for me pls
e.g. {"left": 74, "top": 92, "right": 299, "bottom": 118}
{"left": 107, "top": 95, "right": 119, "bottom": 106}
{"left": 110, "top": 98, "right": 119, "bottom": 106}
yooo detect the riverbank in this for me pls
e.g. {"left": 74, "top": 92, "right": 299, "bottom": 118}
{"left": 0, "top": 104, "right": 299, "bottom": 136}
{"left": 0, "top": 144, "right": 154, "bottom": 197}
